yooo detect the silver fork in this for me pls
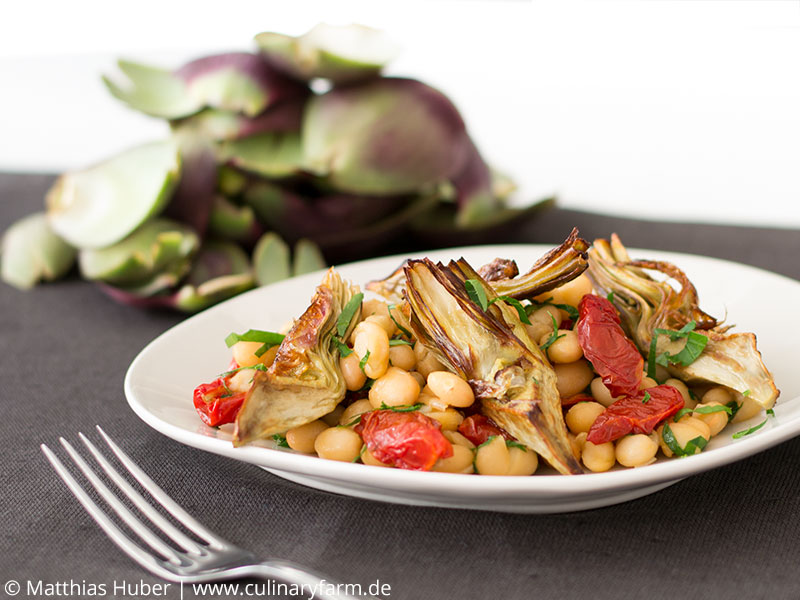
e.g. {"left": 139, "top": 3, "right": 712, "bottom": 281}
{"left": 42, "top": 426, "right": 376, "bottom": 600}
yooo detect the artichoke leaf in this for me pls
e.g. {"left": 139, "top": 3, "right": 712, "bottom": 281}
{"left": 366, "top": 228, "right": 589, "bottom": 304}
{"left": 491, "top": 227, "right": 589, "bottom": 299}
{"left": 587, "top": 235, "right": 779, "bottom": 409}
{"left": 46, "top": 140, "right": 180, "bottom": 249}
{"left": 1, "top": 213, "right": 76, "bottom": 289}
{"left": 233, "top": 268, "right": 360, "bottom": 445}
{"left": 404, "top": 258, "right": 582, "bottom": 475}
{"left": 255, "top": 24, "right": 399, "bottom": 84}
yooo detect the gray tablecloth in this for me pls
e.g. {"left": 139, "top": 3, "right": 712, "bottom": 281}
{"left": 2, "top": 172, "right": 800, "bottom": 600}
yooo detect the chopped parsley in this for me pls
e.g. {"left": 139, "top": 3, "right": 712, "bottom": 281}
{"left": 642, "top": 391, "right": 651, "bottom": 404}
{"left": 540, "top": 315, "right": 566, "bottom": 352}
{"left": 662, "top": 422, "right": 708, "bottom": 457}
{"left": 673, "top": 404, "right": 731, "bottom": 422}
{"left": 331, "top": 292, "right": 364, "bottom": 357}
{"left": 358, "top": 350, "right": 371, "bottom": 373}
{"left": 224, "top": 329, "right": 285, "bottom": 357}
{"left": 387, "top": 303, "right": 413, "bottom": 339}
{"left": 218, "top": 363, "right": 269, "bottom": 378}
{"left": 526, "top": 297, "right": 579, "bottom": 321}
{"left": 647, "top": 320, "right": 708, "bottom": 379}
{"left": 732, "top": 418, "right": 768, "bottom": 439}
{"left": 272, "top": 433, "right": 290, "bottom": 448}
{"left": 389, "top": 338, "right": 413, "bottom": 347}
{"left": 464, "top": 279, "right": 531, "bottom": 324}
{"left": 380, "top": 402, "right": 424, "bottom": 412}
{"left": 725, "top": 399, "right": 741, "bottom": 422}
{"left": 506, "top": 440, "right": 528, "bottom": 452}
{"left": 352, "top": 445, "right": 367, "bottom": 463}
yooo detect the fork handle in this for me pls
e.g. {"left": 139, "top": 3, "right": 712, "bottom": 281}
{"left": 247, "top": 560, "right": 381, "bottom": 600}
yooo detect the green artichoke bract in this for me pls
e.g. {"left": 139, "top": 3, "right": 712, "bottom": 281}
{"left": 252, "top": 232, "right": 290, "bottom": 286}
{"left": 302, "top": 78, "right": 472, "bottom": 196}
{"left": 78, "top": 218, "right": 199, "bottom": 285}
{"left": 1, "top": 213, "right": 76, "bottom": 289}
{"left": 171, "top": 241, "right": 254, "bottom": 312}
{"left": 104, "top": 53, "right": 306, "bottom": 119}
{"left": 46, "top": 140, "right": 180, "bottom": 249}
{"left": 208, "top": 196, "right": 258, "bottom": 242}
{"left": 255, "top": 24, "right": 399, "bottom": 84}
{"left": 219, "top": 132, "right": 304, "bottom": 179}
{"left": 170, "top": 99, "right": 306, "bottom": 142}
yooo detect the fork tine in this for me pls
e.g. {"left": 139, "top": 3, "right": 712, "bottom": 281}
{"left": 58, "top": 437, "right": 183, "bottom": 564}
{"left": 41, "top": 443, "right": 174, "bottom": 579}
{"left": 78, "top": 432, "right": 204, "bottom": 555}
{"left": 96, "top": 426, "right": 225, "bottom": 548}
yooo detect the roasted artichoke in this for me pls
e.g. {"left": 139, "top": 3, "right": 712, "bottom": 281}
{"left": 404, "top": 257, "right": 582, "bottom": 475}
{"left": 586, "top": 234, "right": 779, "bottom": 409}
{"left": 233, "top": 268, "right": 360, "bottom": 445}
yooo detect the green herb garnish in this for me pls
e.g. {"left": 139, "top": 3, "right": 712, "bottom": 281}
{"left": 389, "top": 338, "right": 413, "bottom": 347}
{"left": 343, "top": 414, "right": 363, "bottom": 427}
{"left": 387, "top": 303, "right": 413, "bottom": 339}
{"left": 380, "top": 402, "right": 424, "bottom": 412}
{"left": 489, "top": 295, "right": 531, "bottom": 325}
{"left": 330, "top": 292, "right": 363, "bottom": 356}
{"left": 218, "top": 363, "right": 269, "bottom": 378}
{"left": 647, "top": 321, "right": 708, "bottom": 379}
{"left": 767, "top": 408, "right": 775, "bottom": 417}
{"left": 506, "top": 440, "right": 528, "bottom": 452}
{"left": 272, "top": 433, "right": 290, "bottom": 448}
{"left": 743, "top": 389, "right": 751, "bottom": 397}
{"left": 224, "top": 329, "right": 285, "bottom": 357}
{"left": 606, "top": 291, "right": 615, "bottom": 303}
{"left": 332, "top": 338, "right": 353, "bottom": 357}
{"left": 465, "top": 279, "right": 489, "bottom": 311}
{"left": 352, "top": 445, "right": 367, "bottom": 463}
{"left": 526, "top": 297, "right": 579, "bottom": 321}
{"left": 662, "top": 422, "right": 708, "bottom": 457}
{"left": 725, "top": 399, "right": 741, "bottom": 422}
{"left": 540, "top": 315, "right": 566, "bottom": 351}
{"left": 337, "top": 293, "right": 364, "bottom": 337}
{"left": 464, "top": 279, "right": 531, "bottom": 324}
{"left": 732, "top": 418, "right": 768, "bottom": 439}
{"left": 358, "top": 350, "right": 371, "bottom": 373}
{"left": 673, "top": 404, "right": 732, "bottom": 422}
{"left": 642, "top": 391, "right": 651, "bottom": 404}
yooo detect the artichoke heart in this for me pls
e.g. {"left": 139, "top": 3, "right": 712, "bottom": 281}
{"left": 586, "top": 235, "right": 779, "bottom": 409}
{"left": 233, "top": 268, "right": 360, "bottom": 446}
{"left": 404, "top": 258, "right": 582, "bottom": 475}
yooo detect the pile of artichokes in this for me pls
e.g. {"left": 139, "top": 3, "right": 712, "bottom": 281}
{"left": 2, "top": 24, "right": 537, "bottom": 312}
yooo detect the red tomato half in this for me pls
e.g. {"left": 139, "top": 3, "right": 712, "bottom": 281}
{"left": 577, "top": 294, "right": 643, "bottom": 398}
{"left": 193, "top": 378, "right": 246, "bottom": 427}
{"left": 457, "top": 414, "right": 514, "bottom": 446}
{"left": 356, "top": 410, "right": 453, "bottom": 471}
{"left": 586, "top": 385, "right": 685, "bottom": 444}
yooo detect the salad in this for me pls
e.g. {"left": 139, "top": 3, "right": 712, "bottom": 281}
{"left": 192, "top": 230, "right": 779, "bottom": 475}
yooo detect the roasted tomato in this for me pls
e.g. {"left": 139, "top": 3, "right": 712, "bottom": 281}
{"left": 457, "top": 414, "right": 514, "bottom": 446}
{"left": 587, "top": 385, "right": 685, "bottom": 444}
{"left": 577, "top": 294, "right": 643, "bottom": 398}
{"left": 193, "top": 378, "right": 246, "bottom": 427}
{"left": 356, "top": 410, "right": 453, "bottom": 471}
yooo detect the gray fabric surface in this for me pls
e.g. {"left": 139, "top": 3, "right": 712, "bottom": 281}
{"left": 2, "top": 172, "right": 800, "bottom": 599}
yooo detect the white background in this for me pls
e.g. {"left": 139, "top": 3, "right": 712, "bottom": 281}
{"left": 2, "top": 0, "right": 798, "bottom": 227}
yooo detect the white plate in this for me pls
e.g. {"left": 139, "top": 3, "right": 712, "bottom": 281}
{"left": 125, "top": 244, "right": 800, "bottom": 513}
